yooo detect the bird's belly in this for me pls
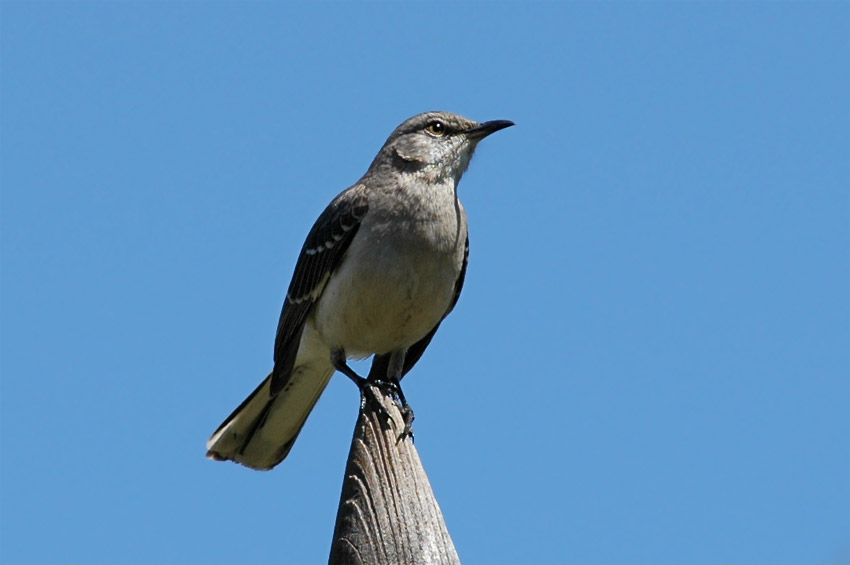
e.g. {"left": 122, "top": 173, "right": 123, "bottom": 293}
{"left": 313, "top": 247, "right": 458, "bottom": 356}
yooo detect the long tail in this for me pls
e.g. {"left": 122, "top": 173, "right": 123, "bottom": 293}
{"left": 206, "top": 364, "right": 334, "bottom": 470}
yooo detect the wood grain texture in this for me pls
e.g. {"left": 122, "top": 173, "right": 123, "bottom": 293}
{"left": 329, "top": 384, "right": 460, "bottom": 565}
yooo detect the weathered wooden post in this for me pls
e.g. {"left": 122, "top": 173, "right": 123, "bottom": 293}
{"left": 329, "top": 383, "right": 460, "bottom": 565}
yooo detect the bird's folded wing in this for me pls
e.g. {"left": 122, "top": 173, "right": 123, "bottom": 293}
{"left": 271, "top": 187, "right": 369, "bottom": 395}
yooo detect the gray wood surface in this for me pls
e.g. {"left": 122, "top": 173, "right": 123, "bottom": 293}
{"left": 329, "top": 384, "right": 460, "bottom": 565}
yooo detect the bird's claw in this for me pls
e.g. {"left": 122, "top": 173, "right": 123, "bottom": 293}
{"left": 357, "top": 378, "right": 397, "bottom": 429}
{"left": 355, "top": 377, "right": 415, "bottom": 441}
{"left": 370, "top": 377, "right": 415, "bottom": 442}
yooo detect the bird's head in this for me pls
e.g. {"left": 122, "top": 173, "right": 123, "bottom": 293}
{"left": 368, "top": 111, "right": 514, "bottom": 183}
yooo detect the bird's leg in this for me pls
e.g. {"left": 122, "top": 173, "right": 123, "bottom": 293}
{"left": 332, "top": 348, "right": 395, "bottom": 427}
{"left": 331, "top": 348, "right": 366, "bottom": 385}
{"left": 384, "top": 350, "right": 415, "bottom": 441}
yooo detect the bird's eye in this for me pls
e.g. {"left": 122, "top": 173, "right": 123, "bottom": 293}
{"left": 426, "top": 121, "right": 446, "bottom": 136}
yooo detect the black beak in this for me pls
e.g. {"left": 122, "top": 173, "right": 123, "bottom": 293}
{"left": 467, "top": 119, "right": 515, "bottom": 140}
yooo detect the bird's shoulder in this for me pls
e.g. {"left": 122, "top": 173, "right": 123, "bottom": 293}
{"left": 285, "top": 184, "right": 369, "bottom": 304}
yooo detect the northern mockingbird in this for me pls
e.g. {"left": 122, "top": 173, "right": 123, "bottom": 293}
{"left": 207, "top": 111, "right": 513, "bottom": 470}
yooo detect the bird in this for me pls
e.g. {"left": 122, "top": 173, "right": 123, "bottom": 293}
{"left": 206, "top": 111, "right": 514, "bottom": 470}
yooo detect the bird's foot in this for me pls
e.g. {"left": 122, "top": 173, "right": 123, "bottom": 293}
{"left": 332, "top": 350, "right": 398, "bottom": 428}
{"left": 361, "top": 381, "right": 399, "bottom": 430}
{"left": 368, "top": 376, "right": 415, "bottom": 443}
{"left": 332, "top": 349, "right": 414, "bottom": 440}
{"left": 398, "top": 404, "right": 415, "bottom": 443}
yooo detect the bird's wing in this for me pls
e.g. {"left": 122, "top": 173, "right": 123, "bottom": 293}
{"left": 368, "top": 234, "right": 469, "bottom": 380}
{"left": 271, "top": 188, "right": 369, "bottom": 395}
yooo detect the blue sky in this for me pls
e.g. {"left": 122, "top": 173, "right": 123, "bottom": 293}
{"left": 1, "top": 2, "right": 847, "bottom": 564}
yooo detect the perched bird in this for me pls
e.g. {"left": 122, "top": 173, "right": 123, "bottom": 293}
{"left": 206, "top": 111, "right": 513, "bottom": 470}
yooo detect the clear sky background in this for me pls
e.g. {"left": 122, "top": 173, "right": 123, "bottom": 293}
{"left": 1, "top": 2, "right": 848, "bottom": 564}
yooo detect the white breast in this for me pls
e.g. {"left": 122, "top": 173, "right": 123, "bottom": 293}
{"left": 312, "top": 180, "right": 467, "bottom": 357}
